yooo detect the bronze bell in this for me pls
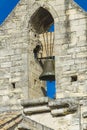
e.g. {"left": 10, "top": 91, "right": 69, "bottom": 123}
{"left": 39, "top": 59, "right": 55, "bottom": 81}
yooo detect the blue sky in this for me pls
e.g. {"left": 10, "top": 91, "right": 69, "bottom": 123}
{"left": 48, "top": 24, "right": 54, "bottom": 32}
{"left": 74, "top": 0, "right": 87, "bottom": 12}
{"left": 46, "top": 81, "right": 56, "bottom": 99}
{"left": 0, "top": 0, "right": 87, "bottom": 25}
{"left": 0, "top": 0, "right": 20, "bottom": 25}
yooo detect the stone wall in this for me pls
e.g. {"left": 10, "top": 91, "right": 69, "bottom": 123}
{"left": 0, "top": 0, "right": 87, "bottom": 110}
{"left": 0, "top": 0, "right": 87, "bottom": 129}
{"left": 0, "top": 0, "right": 29, "bottom": 109}
{"left": 20, "top": 97, "right": 87, "bottom": 130}
{"left": 54, "top": 0, "right": 87, "bottom": 98}
{"left": 28, "top": 0, "right": 87, "bottom": 98}
{"left": 0, "top": 0, "right": 45, "bottom": 110}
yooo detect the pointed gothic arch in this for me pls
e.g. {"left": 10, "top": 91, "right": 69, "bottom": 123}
{"left": 30, "top": 7, "right": 54, "bottom": 33}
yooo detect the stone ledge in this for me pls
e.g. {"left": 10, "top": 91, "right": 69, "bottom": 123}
{"left": 18, "top": 123, "right": 30, "bottom": 130}
{"left": 22, "top": 115, "right": 54, "bottom": 130}
{"left": 49, "top": 98, "right": 78, "bottom": 108}
{"left": 21, "top": 97, "right": 49, "bottom": 107}
{"left": 22, "top": 97, "right": 78, "bottom": 117}
{"left": 24, "top": 105, "right": 50, "bottom": 115}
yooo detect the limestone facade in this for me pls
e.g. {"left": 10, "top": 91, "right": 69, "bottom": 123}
{"left": 0, "top": 0, "right": 87, "bottom": 129}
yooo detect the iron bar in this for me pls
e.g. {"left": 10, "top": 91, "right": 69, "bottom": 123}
{"left": 37, "top": 56, "right": 55, "bottom": 60}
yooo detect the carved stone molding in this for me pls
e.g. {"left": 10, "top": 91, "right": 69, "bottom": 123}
{"left": 24, "top": 105, "right": 50, "bottom": 115}
{"left": 21, "top": 97, "right": 78, "bottom": 117}
{"left": 21, "top": 97, "right": 49, "bottom": 107}
{"left": 49, "top": 98, "right": 78, "bottom": 117}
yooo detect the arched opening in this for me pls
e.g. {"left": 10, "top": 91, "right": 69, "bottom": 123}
{"left": 29, "top": 7, "right": 56, "bottom": 99}
{"left": 30, "top": 7, "right": 54, "bottom": 34}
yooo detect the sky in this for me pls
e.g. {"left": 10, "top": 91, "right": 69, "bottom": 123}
{"left": 0, "top": 0, "right": 20, "bottom": 25}
{"left": 74, "top": 0, "right": 87, "bottom": 12}
{"left": 0, "top": 0, "right": 87, "bottom": 25}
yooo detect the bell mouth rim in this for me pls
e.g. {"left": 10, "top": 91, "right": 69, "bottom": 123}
{"left": 39, "top": 75, "right": 55, "bottom": 81}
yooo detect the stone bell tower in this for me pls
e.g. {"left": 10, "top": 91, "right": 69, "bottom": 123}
{"left": 0, "top": 0, "right": 87, "bottom": 130}
{"left": 18, "top": 0, "right": 87, "bottom": 130}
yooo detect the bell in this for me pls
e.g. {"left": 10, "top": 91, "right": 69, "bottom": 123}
{"left": 39, "top": 59, "right": 55, "bottom": 81}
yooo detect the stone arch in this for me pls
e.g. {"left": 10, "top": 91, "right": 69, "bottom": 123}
{"left": 30, "top": 7, "right": 54, "bottom": 34}
{"left": 25, "top": 2, "right": 65, "bottom": 98}
{"left": 26, "top": 2, "right": 58, "bottom": 99}
{"left": 25, "top": 2, "right": 58, "bottom": 29}
{"left": 25, "top": 2, "right": 64, "bottom": 49}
